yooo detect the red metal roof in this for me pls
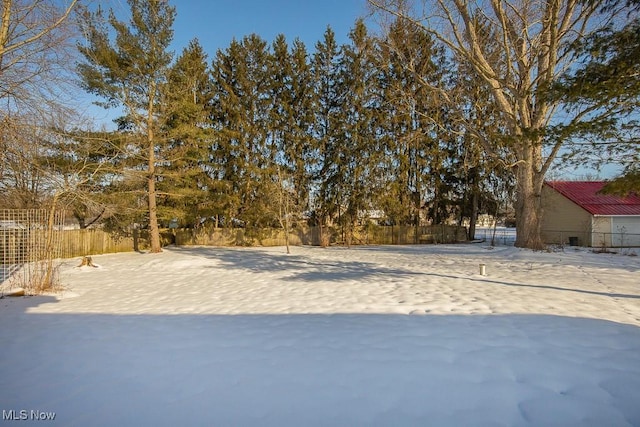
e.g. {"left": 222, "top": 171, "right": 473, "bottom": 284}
{"left": 545, "top": 181, "right": 640, "bottom": 216}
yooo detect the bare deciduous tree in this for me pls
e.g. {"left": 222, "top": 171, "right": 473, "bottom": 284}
{"left": 368, "top": 0, "right": 623, "bottom": 248}
{"left": 0, "top": 115, "right": 49, "bottom": 208}
{"left": 0, "top": 0, "right": 82, "bottom": 210}
{"left": 0, "top": 0, "right": 79, "bottom": 112}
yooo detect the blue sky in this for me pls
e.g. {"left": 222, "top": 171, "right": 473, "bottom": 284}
{"left": 88, "top": 0, "right": 370, "bottom": 125}
{"left": 109, "top": 0, "right": 371, "bottom": 57}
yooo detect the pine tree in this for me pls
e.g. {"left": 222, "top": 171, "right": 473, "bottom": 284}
{"left": 44, "top": 128, "right": 130, "bottom": 229}
{"left": 452, "top": 51, "right": 513, "bottom": 239}
{"left": 209, "top": 39, "right": 243, "bottom": 227}
{"left": 77, "top": 0, "right": 176, "bottom": 252}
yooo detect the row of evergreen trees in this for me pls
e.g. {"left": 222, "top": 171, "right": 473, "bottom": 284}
{"left": 66, "top": 5, "right": 511, "bottom": 243}
{"left": 2, "top": 0, "right": 636, "bottom": 252}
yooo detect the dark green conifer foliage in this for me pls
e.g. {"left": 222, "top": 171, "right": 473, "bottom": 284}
{"left": 77, "top": 0, "right": 176, "bottom": 252}
{"left": 335, "top": 20, "right": 382, "bottom": 245}
{"left": 376, "top": 18, "right": 450, "bottom": 228}
{"left": 289, "top": 39, "right": 317, "bottom": 209}
{"left": 71, "top": 6, "right": 527, "bottom": 241}
{"left": 554, "top": 0, "right": 640, "bottom": 195}
{"left": 311, "top": 26, "right": 343, "bottom": 238}
{"left": 267, "top": 36, "right": 315, "bottom": 213}
{"left": 209, "top": 39, "right": 244, "bottom": 226}
{"left": 210, "top": 34, "right": 274, "bottom": 228}
{"left": 160, "top": 39, "right": 214, "bottom": 227}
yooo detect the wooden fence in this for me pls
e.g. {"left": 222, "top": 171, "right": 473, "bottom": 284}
{"left": 56, "top": 229, "right": 138, "bottom": 258}
{"left": 1, "top": 225, "right": 468, "bottom": 261}
{"left": 174, "top": 224, "right": 467, "bottom": 248}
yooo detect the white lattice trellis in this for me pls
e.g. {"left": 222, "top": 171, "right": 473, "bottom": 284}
{"left": 1, "top": 209, "right": 65, "bottom": 295}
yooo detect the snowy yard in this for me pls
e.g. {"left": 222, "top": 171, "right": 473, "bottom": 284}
{"left": 1, "top": 244, "right": 639, "bottom": 426}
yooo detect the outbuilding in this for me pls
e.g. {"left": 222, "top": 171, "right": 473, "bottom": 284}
{"left": 541, "top": 181, "right": 640, "bottom": 247}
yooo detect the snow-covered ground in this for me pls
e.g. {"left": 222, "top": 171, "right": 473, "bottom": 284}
{"left": 1, "top": 244, "right": 639, "bottom": 426}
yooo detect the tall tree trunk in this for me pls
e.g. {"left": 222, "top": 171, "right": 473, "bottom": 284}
{"left": 148, "top": 167, "right": 161, "bottom": 253}
{"left": 147, "top": 104, "right": 162, "bottom": 253}
{"left": 514, "top": 162, "right": 544, "bottom": 249}
{"left": 468, "top": 188, "right": 478, "bottom": 241}
{"left": 277, "top": 167, "right": 291, "bottom": 254}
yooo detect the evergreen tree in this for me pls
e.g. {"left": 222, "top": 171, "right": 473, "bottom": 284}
{"left": 44, "top": 128, "right": 130, "bottom": 229}
{"left": 336, "top": 20, "right": 382, "bottom": 244}
{"left": 77, "top": 0, "right": 176, "bottom": 252}
{"left": 208, "top": 40, "right": 243, "bottom": 227}
{"left": 288, "top": 39, "right": 317, "bottom": 210}
{"left": 311, "top": 26, "right": 343, "bottom": 243}
{"left": 210, "top": 34, "right": 274, "bottom": 229}
{"left": 267, "top": 36, "right": 315, "bottom": 214}
{"left": 554, "top": 0, "right": 639, "bottom": 195}
{"left": 376, "top": 18, "right": 450, "bottom": 229}
{"left": 160, "top": 39, "right": 214, "bottom": 226}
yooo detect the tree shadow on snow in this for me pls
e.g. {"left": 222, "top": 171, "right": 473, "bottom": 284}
{"left": 423, "top": 271, "right": 640, "bottom": 300}
{"left": 167, "top": 246, "right": 639, "bottom": 298}
{"left": 172, "top": 245, "right": 421, "bottom": 282}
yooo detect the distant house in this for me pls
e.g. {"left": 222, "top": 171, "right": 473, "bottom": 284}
{"left": 541, "top": 181, "right": 640, "bottom": 247}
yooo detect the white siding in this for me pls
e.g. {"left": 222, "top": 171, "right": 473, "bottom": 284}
{"left": 611, "top": 216, "right": 640, "bottom": 247}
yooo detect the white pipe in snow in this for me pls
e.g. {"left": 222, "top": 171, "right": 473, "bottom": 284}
{"left": 479, "top": 264, "right": 486, "bottom": 276}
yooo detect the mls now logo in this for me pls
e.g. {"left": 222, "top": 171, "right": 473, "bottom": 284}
{"left": 2, "top": 409, "right": 56, "bottom": 421}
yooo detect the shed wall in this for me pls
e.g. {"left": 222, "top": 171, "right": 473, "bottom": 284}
{"left": 592, "top": 216, "right": 612, "bottom": 248}
{"left": 541, "top": 186, "right": 593, "bottom": 246}
{"left": 611, "top": 216, "right": 640, "bottom": 247}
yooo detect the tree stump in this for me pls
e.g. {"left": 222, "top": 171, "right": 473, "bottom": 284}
{"left": 78, "top": 256, "right": 97, "bottom": 268}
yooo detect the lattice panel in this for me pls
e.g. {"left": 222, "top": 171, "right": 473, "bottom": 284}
{"left": 1, "top": 209, "right": 65, "bottom": 294}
